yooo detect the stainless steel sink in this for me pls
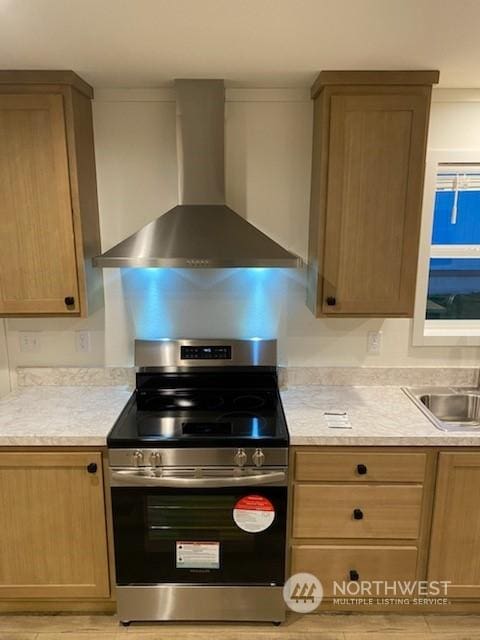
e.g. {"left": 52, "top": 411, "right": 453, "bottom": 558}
{"left": 403, "top": 387, "right": 480, "bottom": 432}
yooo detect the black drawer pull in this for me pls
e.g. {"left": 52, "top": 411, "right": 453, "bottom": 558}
{"left": 64, "top": 296, "right": 75, "bottom": 307}
{"left": 357, "top": 464, "right": 367, "bottom": 475}
{"left": 87, "top": 462, "right": 98, "bottom": 474}
{"left": 349, "top": 569, "right": 359, "bottom": 581}
{"left": 326, "top": 296, "right": 336, "bottom": 306}
{"left": 353, "top": 508, "right": 364, "bottom": 520}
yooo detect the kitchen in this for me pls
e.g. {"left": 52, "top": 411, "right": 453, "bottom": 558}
{"left": 1, "top": 1, "right": 480, "bottom": 638}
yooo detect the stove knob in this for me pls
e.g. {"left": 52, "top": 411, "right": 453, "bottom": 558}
{"left": 150, "top": 451, "right": 161, "bottom": 468}
{"left": 132, "top": 450, "right": 144, "bottom": 467}
{"left": 252, "top": 448, "right": 265, "bottom": 468}
{"left": 234, "top": 448, "right": 247, "bottom": 467}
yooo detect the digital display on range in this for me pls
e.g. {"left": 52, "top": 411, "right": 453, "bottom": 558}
{"left": 181, "top": 345, "right": 232, "bottom": 360}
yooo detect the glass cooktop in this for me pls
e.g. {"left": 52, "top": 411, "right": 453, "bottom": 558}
{"left": 107, "top": 370, "right": 289, "bottom": 448}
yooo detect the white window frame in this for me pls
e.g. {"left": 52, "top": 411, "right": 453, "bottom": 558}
{"left": 412, "top": 149, "right": 480, "bottom": 346}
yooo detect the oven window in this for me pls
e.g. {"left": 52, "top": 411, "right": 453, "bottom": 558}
{"left": 147, "top": 495, "right": 242, "bottom": 543}
{"left": 112, "top": 487, "right": 287, "bottom": 586}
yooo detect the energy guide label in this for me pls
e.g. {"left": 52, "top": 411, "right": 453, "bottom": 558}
{"left": 233, "top": 495, "right": 275, "bottom": 533}
{"left": 176, "top": 541, "right": 220, "bottom": 569}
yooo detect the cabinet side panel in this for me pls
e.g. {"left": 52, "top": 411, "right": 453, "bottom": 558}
{"left": 66, "top": 87, "right": 104, "bottom": 317}
{"left": 307, "top": 92, "right": 329, "bottom": 315}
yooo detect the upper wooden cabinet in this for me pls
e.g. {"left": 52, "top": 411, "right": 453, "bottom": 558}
{"left": 307, "top": 70, "right": 439, "bottom": 317}
{"left": 0, "top": 71, "right": 102, "bottom": 316}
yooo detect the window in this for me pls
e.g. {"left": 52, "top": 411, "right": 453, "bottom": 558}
{"left": 413, "top": 152, "right": 480, "bottom": 345}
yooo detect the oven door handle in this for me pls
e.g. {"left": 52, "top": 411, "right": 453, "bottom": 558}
{"left": 110, "top": 470, "right": 286, "bottom": 488}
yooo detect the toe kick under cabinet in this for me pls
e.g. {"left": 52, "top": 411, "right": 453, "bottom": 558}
{"left": 290, "top": 447, "right": 480, "bottom": 612}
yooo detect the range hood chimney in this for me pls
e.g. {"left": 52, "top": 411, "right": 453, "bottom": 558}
{"left": 93, "top": 79, "right": 302, "bottom": 268}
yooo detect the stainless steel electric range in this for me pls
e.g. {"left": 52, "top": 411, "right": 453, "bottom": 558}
{"left": 108, "top": 339, "right": 288, "bottom": 625}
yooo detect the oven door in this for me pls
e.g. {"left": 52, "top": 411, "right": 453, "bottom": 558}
{"left": 110, "top": 468, "right": 287, "bottom": 586}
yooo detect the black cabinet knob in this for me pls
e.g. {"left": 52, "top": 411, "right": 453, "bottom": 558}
{"left": 87, "top": 462, "right": 97, "bottom": 474}
{"left": 357, "top": 464, "right": 368, "bottom": 475}
{"left": 353, "top": 508, "right": 364, "bottom": 520}
{"left": 326, "top": 296, "right": 336, "bottom": 306}
{"left": 349, "top": 569, "right": 359, "bottom": 581}
{"left": 64, "top": 296, "right": 75, "bottom": 307}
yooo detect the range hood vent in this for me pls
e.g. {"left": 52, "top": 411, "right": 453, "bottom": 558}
{"left": 93, "top": 79, "right": 302, "bottom": 269}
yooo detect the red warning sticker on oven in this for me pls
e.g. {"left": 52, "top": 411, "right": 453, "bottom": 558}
{"left": 233, "top": 495, "right": 275, "bottom": 533}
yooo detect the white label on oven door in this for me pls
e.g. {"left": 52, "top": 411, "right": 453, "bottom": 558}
{"left": 233, "top": 495, "right": 275, "bottom": 533}
{"left": 176, "top": 541, "right": 220, "bottom": 569}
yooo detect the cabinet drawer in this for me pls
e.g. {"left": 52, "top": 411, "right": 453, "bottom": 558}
{"left": 295, "top": 451, "right": 426, "bottom": 483}
{"left": 293, "top": 484, "right": 423, "bottom": 539}
{"left": 291, "top": 545, "right": 418, "bottom": 597}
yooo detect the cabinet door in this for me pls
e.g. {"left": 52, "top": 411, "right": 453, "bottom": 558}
{"left": 0, "top": 451, "right": 110, "bottom": 599}
{"left": 428, "top": 452, "right": 480, "bottom": 598}
{"left": 322, "top": 93, "right": 429, "bottom": 315}
{"left": 0, "top": 94, "right": 79, "bottom": 314}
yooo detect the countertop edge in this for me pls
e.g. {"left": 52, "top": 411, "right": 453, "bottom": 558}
{"left": 0, "top": 437, "right": 108, "bottom": 447}
{"left": 289, "top": 436, "right": 480, "bottom": 446}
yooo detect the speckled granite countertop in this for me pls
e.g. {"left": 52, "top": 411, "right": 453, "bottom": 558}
{"left": 280, "top": 386, "right": 480, "bottom": 446}
{"left": 1, "top": 380, "right": 480, "bottom": 448}
{"left": 0, "top": 386, "right": 132, "bottom": 446}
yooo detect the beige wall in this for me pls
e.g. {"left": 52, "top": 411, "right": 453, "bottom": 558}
{"left": 5, "top": 88, "right": 480, "bottom": 369}
{"left": 0, "top": 321, "right": 11, "bottom": 397}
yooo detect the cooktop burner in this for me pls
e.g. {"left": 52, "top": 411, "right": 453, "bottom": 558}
{"left": 107, "top": 339, "right": 289, "bottom": 448}
{"left": 108, "top": 393, "right": 286, "bottom": 448}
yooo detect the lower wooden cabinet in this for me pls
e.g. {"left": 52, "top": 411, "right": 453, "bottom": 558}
{"left": 293, "top": 484, "right": 423, "bottom": 539}
{"left": 428, "top": 452, "right": 480, "bottom": 598}
{"left": 292, "top": 545, "right": 418, "bottom": 597}
{"left": 294, "top": 450, "right": 427, "bottom": 483}
{"left": 0, "top": 451, "right": 110, "bottom": 599}
{"left": 291, "top": 446, "right": 480, "bottom": 611}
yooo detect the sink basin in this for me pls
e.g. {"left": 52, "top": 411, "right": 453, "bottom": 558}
{"left": 419, "top": 393, "right": 480, "bottom": 427}
{"left": 403, "top": 387, "right": 480, "bottom": 432}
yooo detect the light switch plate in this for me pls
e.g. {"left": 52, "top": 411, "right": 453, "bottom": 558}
{"left": 19, "top": 332, "right": 41, "bottom": 352}
{"left": 75, "top": 331, "right": 91, "bottom": 353}
{"left": 367, "top": 330, "right": 383, "bottom": 354}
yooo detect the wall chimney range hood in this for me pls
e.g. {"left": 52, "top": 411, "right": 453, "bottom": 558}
{"left": 93, "top": 80, "right": 302, "bottom": 269}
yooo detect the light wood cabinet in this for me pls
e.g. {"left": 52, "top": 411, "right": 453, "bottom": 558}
{"left": 290, "top": 446, "right": 480, "bottom": 611}
{"left": 428, "top": 452, "right": 480, "bottom": 598}
{"left": 307, "top": 70, "right": 439, "bottom": 317}
{"left": 294, "top": 450, "right": 427, "bottom": 483}
{"left": 292, "top": 545, "right": 418, "bottom": 597}
{"left": 0, "top": 71, "right": 102, "bottom": 317}
{"left": 289, "top": 447, "right": 436, "bottom": 609}
{"left": 0, "top": 451, "right": 110, "bottom": 599}
{"left": 293, "top": 484, "right": 423, "bottom": 539}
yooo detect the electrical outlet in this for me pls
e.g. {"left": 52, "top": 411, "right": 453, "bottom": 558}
{"left": 19, "top": 332, "right": 41, "bottom": 353}
{"left": 75, "top": 331, "right": 91, "bottom": 353}
{"left": 367, "top": 330, "right": 382, "bottom": 354}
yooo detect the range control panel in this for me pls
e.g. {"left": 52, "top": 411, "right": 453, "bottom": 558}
{"left": 180, "top": 345, "right": 232, "bottom": 360}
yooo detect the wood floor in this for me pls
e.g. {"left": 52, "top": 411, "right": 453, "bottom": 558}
{"left": 1, "top": 613, "right": 480, "bottom": 640}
